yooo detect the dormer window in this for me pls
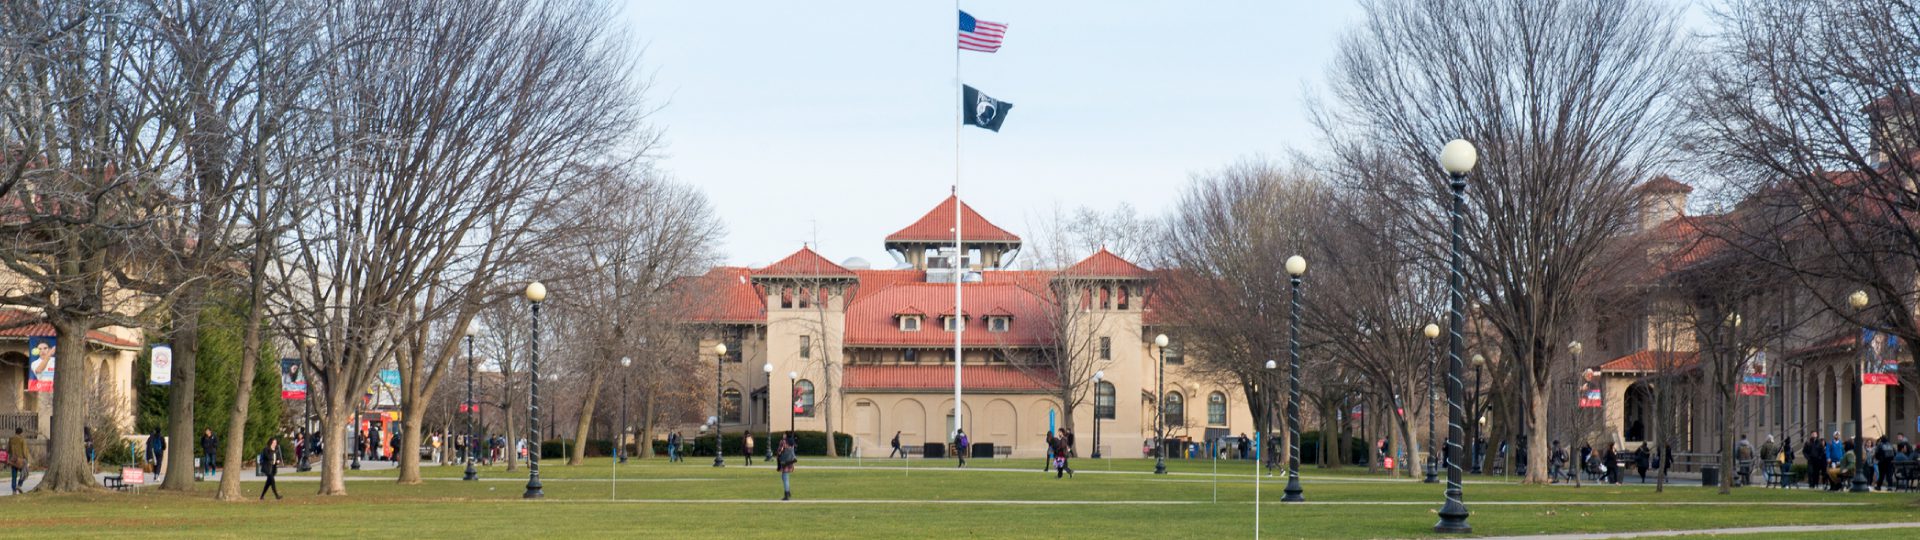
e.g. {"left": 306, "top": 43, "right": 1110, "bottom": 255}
{"left": 900, "top": 315, "right": 922, "bottom": 332}
{"left": 943, "top": 315, "right": 964, "bottom": 332}
{"left": 988, "top": 316, "right": 1009, "bottom": 333}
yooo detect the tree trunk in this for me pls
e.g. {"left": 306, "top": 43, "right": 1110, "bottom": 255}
{"left": 161, "top": 305, "right": 202, "bottom": 491}
{"left": 1718, "top": 378, "right": 1735, "bottom": 495}
{"left": 1526, "top": 375, "right": 1551, "bottom": 484}
{"left": 569, "top": 368, "right": 605, "bottom": 466}
{"left": 39, "top": 319, "right": 102, "bottom": 492}
{"left": 318, "top": 404, "right": 349, "bottom": 495}
{"left": 215, "top": 291, "right": 270, "bottom": 500}
{"left": 823, "top": 361, "right": 838, "bottom": 457}
{"left": 639, "top": 392, "right": 657, "bottom": 459}
{"left": 397, "top": 398, "right": 426, "bottom": 484}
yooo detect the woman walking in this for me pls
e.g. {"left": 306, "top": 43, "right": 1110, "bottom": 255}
{"left": 776, "top": 434, "right": 797, "bottom": 501}
{"left": 259, "top": 438, "right": 283, "bottom": 500}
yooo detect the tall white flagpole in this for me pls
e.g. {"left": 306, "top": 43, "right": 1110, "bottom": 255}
{"left": 952, "top": 2, "right": 965, "bottom": 448}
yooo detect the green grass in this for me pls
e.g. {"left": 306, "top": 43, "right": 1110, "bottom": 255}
{"left": 5, "top": 457, "right": 1918, "bottom": 539}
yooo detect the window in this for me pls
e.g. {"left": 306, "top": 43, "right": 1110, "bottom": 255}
{"left": 794, "top": 379, "right": 816, "bottom": 417}
{"left": 901, "top": 316, "right": 921, "bottom": 332}
{"left": 1095, "top": 381, "right": 1116, "bottom": 420}
{"left": 1164, "top": 340, "right": 1185, "bottom": 365}
{"left": 904, "top": 349, "right": 919, "bottom": 364}
{"left": 1164, "top": 391, "right": 1185, "bottom": 426}
{"left": 944, "top": 316, "right": 962, "bottom": 332}
{"left": 723, "top": 388, "right": 743, "bottom": 424}
{"left": 1099, "top": 336, "right": 1111, "bottom": 360}
{"left": 723, "top": 328, "right": 743, "bottom": 363}
{"left": 800, "top": 335, "right": 811, "bottom": 359}
{"left": 1208, "top": 392, "right": 1227, "bottom": 426}
{"left": 990, "top": 349, "right": 1007, "bottom": 363}
{"left": 988, "top": 317, "right": 1009, "bottom": 333}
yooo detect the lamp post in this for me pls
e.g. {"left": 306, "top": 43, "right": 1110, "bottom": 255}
{"left": 1259, "top": 358, "right": 1277, "bottom": 535}
{"left": 1092, "top": 370, "right": 1104, "bottom": 459}
{"left": 1434, "top": 138, "right": 1477, "bottom": 534}
{"left": 788, "top": 371, "right": 799, "bottom": 434}
{"left": 1470, "top": 353, "right": 1485, "bottom": 474}
{"left": 464, "top": 324, "right": 479, "bottom": 481}
{"left": 299, "top": 337, "right": 317, "bottom": 473}
{"left": 1847, "top": 290, "right": 1871, "bottom": 493}
{"left": 524, "top": 281, "right": 547, "bottom": 499}
{"left": 1153, "top": 333, "right": 1170, "bottom": 475}
{"left": 713, "top": 343, "right": 728, "bottom": 468}
{"left": 351, "top": 398, "right": 362, "bottom": 471}
{"left": 1424, "top": 323, "right": 1441, "bottom": 483}
{"left": 1282, "top": 255, "right": 1307, "bottom": 503}
{"left": 619, "top": 356, "right": 632, "bottom": 464}
{"left": 764, "top": 362, "right": 775, "bottom": 462}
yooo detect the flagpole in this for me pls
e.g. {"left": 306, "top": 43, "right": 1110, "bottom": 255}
{"left": 952, "top": 1, "right": 966, "bottom": 449}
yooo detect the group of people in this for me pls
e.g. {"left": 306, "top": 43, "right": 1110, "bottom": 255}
{"left": 1795, "top": 431, "right": 1915, "bottom": 491}
{"left": 1044, "top": 428, "right": 1075, "bottom": 478}
{"left": 1549, "top": 440, "right": 1665, "bottom": 485}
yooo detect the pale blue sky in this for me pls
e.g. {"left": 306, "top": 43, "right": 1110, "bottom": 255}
{"left": 618, "top": 1, "right": 1699, "bottom": 268}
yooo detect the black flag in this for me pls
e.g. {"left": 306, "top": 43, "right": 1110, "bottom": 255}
{"left": 962, "top": 85, "right": 1012, "bottom": 132}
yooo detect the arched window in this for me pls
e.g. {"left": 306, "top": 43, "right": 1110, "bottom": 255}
{"left": 1095, "top": 381, "right": 1116, "bottom": 420}
{"left": 722, "top": 388, "right": 743, "bottom": 424}
{"left": 794, "top": 379, "right": 816, "bottom": 417}
{"left": 1208, "top": 392, "right": 1227, "bottom": 426}
{"left": 1164, "top": 391, "right": 1185, "bottom": 427}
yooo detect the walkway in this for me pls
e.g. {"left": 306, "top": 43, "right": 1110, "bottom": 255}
{"left": 1479, "top": 521, "right": 1920, "bottom": 539}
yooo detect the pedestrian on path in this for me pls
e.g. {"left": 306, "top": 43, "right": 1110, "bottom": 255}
{"left": 8, "top": 428, "right": 30, "bottom": 493}
{"left": 258, "top": 439, "right": 283, "bottom": 500}
{"left": 146, "top": 428, "right": 166, "bottom": 476}
{"left": 668, "top": 432, "right": 681, "bottom": 462}
{"left": 743, "top": 431, "right": 755, "bottom": 466}
{"left": 954, "top": 430, "right": 969, "bottom": 468}
{"left": 776, "top": 434, "right": 797, "bottom": 501}
{"left": 889, "top": 431, "right": 903, "bottom": 459}
{"left": 199, "top": 429, "right": 219, "bottom": 479}
{"left": 1053, "top": 428, "right": 1074, "bottom": 478}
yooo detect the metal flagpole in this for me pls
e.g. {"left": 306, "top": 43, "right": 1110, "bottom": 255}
{"left": 952, "top": 1, "right": 965, "bottom": 452}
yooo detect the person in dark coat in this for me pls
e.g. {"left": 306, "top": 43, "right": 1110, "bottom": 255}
{"left": 146, "top": 428, "right": 167, "bottom": 475}
{"left": 1602, "top": 444, "right": 1621, "bottom": 484}
{"left": 1803, "top": 431, "right": 1827, "bottom": 489}
{"left": 1052, "top": 428, "right": 1074, "bottom": 479}
{"left": 258, "top": 438, "right": 282, "bottom": 500}
{"left": 199, "top": 429, "right": 219, "bottom": 478}
{"left": 776, "top": 436, "right": 797, "bottom": 501}
{"left": 888, "top": 431, "right": 903, "bottom": 459}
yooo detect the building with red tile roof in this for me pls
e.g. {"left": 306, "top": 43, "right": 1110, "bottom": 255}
{"left": 679, "top": 197, "right": 1248, "bottom": 459}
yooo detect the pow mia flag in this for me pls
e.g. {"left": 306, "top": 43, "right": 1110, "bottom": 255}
{"left": 962, "top": 85, "right": 1013, "bottom": 132}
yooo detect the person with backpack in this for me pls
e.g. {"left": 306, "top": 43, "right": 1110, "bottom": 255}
{"left": 953, "top": 430, "right": 969, "bottom": 468}
{"left": 889, "top": 431, "right": 903, "bottom": 459}
{"left": 8, "top": 427, "right": 30, "bottom": 493}
{"left": 146, "top": 428, "right": 167, "bottom": 476}
{"left": 1053, "top": 428, "right": 1074, "bottom": 479}
{"left": 258, "top": 438, "right": 283, "bottom": 500}
{"left": 776, "top": 433, "right": 797, "bottom": 501}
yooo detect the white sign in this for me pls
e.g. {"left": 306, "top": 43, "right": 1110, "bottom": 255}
{"left": 150, "top": 345, "right": 172, "bottom": 386}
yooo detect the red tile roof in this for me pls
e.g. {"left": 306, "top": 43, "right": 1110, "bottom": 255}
{"left": 1596, "top": 350, "right": 1698, "bottom": 374}
{"left": 844, "top": 282, "right": 1053, "bottom": 347}
{"left": 1059, "top": 248, "right": 1151, "bottom": 279}
{"left": 679, "top": 267, "right": 767, "bottom": 324}
{"left": 1634, "top": 175, "right": 1693, "bottom": 194}
{"left": 884, "top": 196, "right": 1020, "bottom": 244}
{"left": 842, "top": 365, "right": 1056, "bottom": 392}
{"left": 753, "top": 247, "right": 855, "bottom": 278}
{"left": 0, "top": 309, "right": 142, "bottom": 349}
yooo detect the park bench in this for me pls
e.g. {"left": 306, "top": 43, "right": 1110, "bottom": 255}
{"left": 1761, "top": 460, "right": 1798, "bottom": 488}
{"left": 902, "top": 444, "right": 922, "bottom": 458}
{"left": 993, "top": 445, "right": 1012, "bottom": 459}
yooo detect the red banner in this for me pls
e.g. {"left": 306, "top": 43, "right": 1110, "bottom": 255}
{"left": 1863, "top": 373, "right": 1899, "bottom": 386}
{"left": 1578, "top": 386, "right": 1602, "bottom": 408}
{"left": 1738, "top": 383, "right": 1767, "bottom": 396}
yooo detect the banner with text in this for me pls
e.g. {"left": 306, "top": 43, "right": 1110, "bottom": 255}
{"left": 280, "top": 358, "right": 307, "bottom": 400}
{"left": 1861, "top": 329, "right": 1902, "bottom": 385}
{"left": 1739, "top": 350, "right": 1769, "bottom": 396}
{"left": 149, "top": 345, "right": 172, "bottom": 386}
{"left": 26, "top": 337, "right": 55, "bottom": 393}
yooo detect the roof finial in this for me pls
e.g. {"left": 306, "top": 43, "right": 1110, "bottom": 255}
{"left": 951, "top": 185, "right": 957, "bottom": 195}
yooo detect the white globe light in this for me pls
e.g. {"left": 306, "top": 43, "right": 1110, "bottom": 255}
{"left": 620, "top": 356, "right": 632, "bottom": 367}
{"left": 1423, "top": 323, "right": 1440, "bottom": 339}
{"left": 1440, "top": 139, "right": 1478, "bottom": 175}
{"left": 1154, "top": 334, "right": 1169, "bottom": 348}
{"left": 763, "top": 363, "right": 774, "bottom": 373}
{"left": 714, "top": 343, "right": 727, "bottom": 356}
{"left": 524, "top": 281, "right": 548, "bottom": 303}
{"left": 1848, "top": 290, "right": 1869, "bottom": 310}
{"left": 1265, "top": 360, "right": 1277, "bottom": 369}
{"left": 1285, "top": 255, "right": 1307, "bottom": 277}
{"left": 1568, "top": 341, "right": 1583, "bottom": 356}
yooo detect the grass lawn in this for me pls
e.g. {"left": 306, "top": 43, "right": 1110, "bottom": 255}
{"left": 5, "top": 457, "right": 1917, "bottom": 539}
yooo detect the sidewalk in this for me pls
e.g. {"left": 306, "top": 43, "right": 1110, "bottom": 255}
{"left": 2, "top": 458, "right": 405, "bottom": 495}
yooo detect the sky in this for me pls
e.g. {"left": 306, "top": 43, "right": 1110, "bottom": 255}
{"left": 616, "top": 1, "right": 1695, "bottom": 269}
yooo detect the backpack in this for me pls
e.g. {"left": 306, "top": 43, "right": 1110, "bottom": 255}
{"left": 779, "top": 446, "right": 797, "bottom": 466}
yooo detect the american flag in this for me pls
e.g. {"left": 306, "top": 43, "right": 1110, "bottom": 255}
{"left": 958, "top": 10, "right": 1007, "bottom": 53}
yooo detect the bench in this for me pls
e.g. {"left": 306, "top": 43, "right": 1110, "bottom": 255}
{"left": 993, "top": 446, "right": 1012, "bottom": 458}
{"left": 1762, "top": 460, "right": 1798, "bottom": 488}
{"left": 104, "top": 467, "right": 146, "bottom": 492}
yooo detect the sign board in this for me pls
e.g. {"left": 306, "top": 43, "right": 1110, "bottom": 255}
{"left": 149, "top": 345, "right": 172, "bottom": 386}
{"left": 1739, "top": 350, "right": 1768, "bottom": 396}
{"left": 121, "top": 467, "right": 144, "bottom": 485}
{"left": 280, "top": 358, "right": 307, "bottom": 400}
{"left": 27, "top": 337, "right": 55, "bottom": 393}
{"left": 1578, "top": 386, "right": 1603, "bottom": 408}
{"left": 1861, "top": 329, "right": 1902, "bottom": 386}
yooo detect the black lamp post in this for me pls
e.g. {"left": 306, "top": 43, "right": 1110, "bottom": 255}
{"left": 1435, "top": 138, "right": 1477, "bottom": 534}
{"left": 464, "top": 324, "right": 479, "bottom": 481}
{"left": 713, "top": 343, "right": 728, "bottom": 468}
{"left": 1471, "top": 354, "right": 1485, "bottom": 474}
{"left": 764, "top": 362, "right": 774, "bottom": 463}
{"left": 788, "top": 371, "right": 799, "bottom": 433}
{"left": 298, "top": 337, "right": 316, "bottom": 473}
{"left": 1092, "top": 370, "right": 1104, "bottom": 459}
{"left": 351, "top": 399, "right": 362, "bottom": 471}
{"left": 1425, "top": 323, "right": 1441, "bottom": 483}
{"left": 1847, "top": 290, "right": 1871, "bottom": 493}
{"left": 1153, "top": 333, "right": 1169, "bottom": 475}
{"left": 619, "top": 356, "right": 632, "bottom": 464}
{"left": 524, "top": 281, "right": 547, "bottom": 499}
{"left": 1282, "top": 255, "right": 1307, "bottom": 503}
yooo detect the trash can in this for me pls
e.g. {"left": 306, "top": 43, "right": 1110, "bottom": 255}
{"left": 1701, "top": 465, "right": 1719, "bottom": 487}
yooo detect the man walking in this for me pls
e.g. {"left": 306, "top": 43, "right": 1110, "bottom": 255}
{"left": 743, "top": 431, "right": 755, "bottom": 466}
{"left": 1803, "top": 431, "right": 1826, "bottom": 489}
{"left": 199, "top": 428, "right": 219, "bottom": 479}
{"left": 954, "top": 430, "right": 969, "bottom": 468}
{"left": 1053, "top": 428, "right": 1074, "bottom": 478}
{"left": 668, "top": 432, "right": 680, "bottom": 462}
{"left": 146, "top": 428, "right": 167, "bottom": 477}
{"left": 888, "top": 431, "right": 903, "bottom": 459}
{"left": 8, "top": 428, "right": 30, "bottom": 493}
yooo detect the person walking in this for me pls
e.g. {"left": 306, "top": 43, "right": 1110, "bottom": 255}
{"left": 146, "top": 428, "right": 167, "bottom": 477}
{"left": 258, "top": 439, "right": 283, "bottom": 500}
{"left": 199, "top": 429, "right": 219, "bottom": 479}
{"left": 889, "top": 431, "right": 903, "bottom": 459}
{"left": 1634, "top": 443, "right": 1649, "bottom": 483}
{"left": 1803, "top": 431, "right": 1826, "bottom": 489}
{"left": 1053, "top": 428, "right": 1074, "bottom": 479}
{"left": 776, "top": 435, "right": 797, "bottom": 501}
{"left": 668, "top": 432, "right": 681, "bottom": 462}
{"left": 953, "top": 430, "right": 969, "bottom": 468}
{"left": 1043, "top": 431, "right": 1057, "bottom": 472}
{"left": 8, "top": 427, "right": 30, "bottom": 493}
{"left": 743, "top": 431, "right": 755, "bottom": 466}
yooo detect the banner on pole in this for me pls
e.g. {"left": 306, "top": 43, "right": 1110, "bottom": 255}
{"left": 280, "top": 358, "right": 307, "bottom": 400}
{"left": 26, "top": 337, "right": 56, "bottom": 393}
{"left": 149, "top": 345, "right": 172, "bottom": 386}
{"left": 1579, "top": 386, "right": 1603, "bottom": 408}
{"left": 1861, "top": 329, "right": 1902, "bottom": 385}
{"left": 1739, "top": 350, "right": 1769, "bottom": 396}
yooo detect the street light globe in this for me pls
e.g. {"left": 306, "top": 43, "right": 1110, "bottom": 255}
{"left": 1094, "top": 370, "right": 1104, "bottom": 381}
{"left": 1154, "top": 334, "right": 1169, "bottom": 348}
{"left": 301, "top": 337, "right": 317, "bottom": 348}
{"left": 524, "top": 281, "right": 547, "bottom": 303}
{"left": 1285, "top": 255, "right": 1307, "bottom": 277}
{"left": 1472, "top": 354, "right": 1485, "bottom": 365}
{"left": 620, "top": 356, "right": 631, "bottom": 368}
{"left": 1568, "top": 341, "right": 1583, "bottom": 356}
{"left": 1848, "top": 290, "right": 1869, "bottom": 309}
{"left": 788, "top": 371, "right": 799, "bottom": 380}
{"left": 763, "top": 363, "right": 774, "bottom": 374}
{"left": 1440, "top": 139, "right": 1478, "bottom": 175}
{"left": 464, "top": 323, "right": 479, "bottom": 337}
{"left": 714, "top": 343, "right": 727, "bottom": 356}
{"left": 1265, "top": 359, "right": 1278, "bottom": 369}
{"left": 1423, "top": 323, "right": 1440, "bottom": 340}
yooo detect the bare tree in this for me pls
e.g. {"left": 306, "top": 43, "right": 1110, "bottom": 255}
{"left": 1317, "top": 0, "right": 1691, "bottom": 483}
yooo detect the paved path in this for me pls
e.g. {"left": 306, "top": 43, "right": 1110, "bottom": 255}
{"left": 1478, "top": 521, "right": 1920, "bottom": 539}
